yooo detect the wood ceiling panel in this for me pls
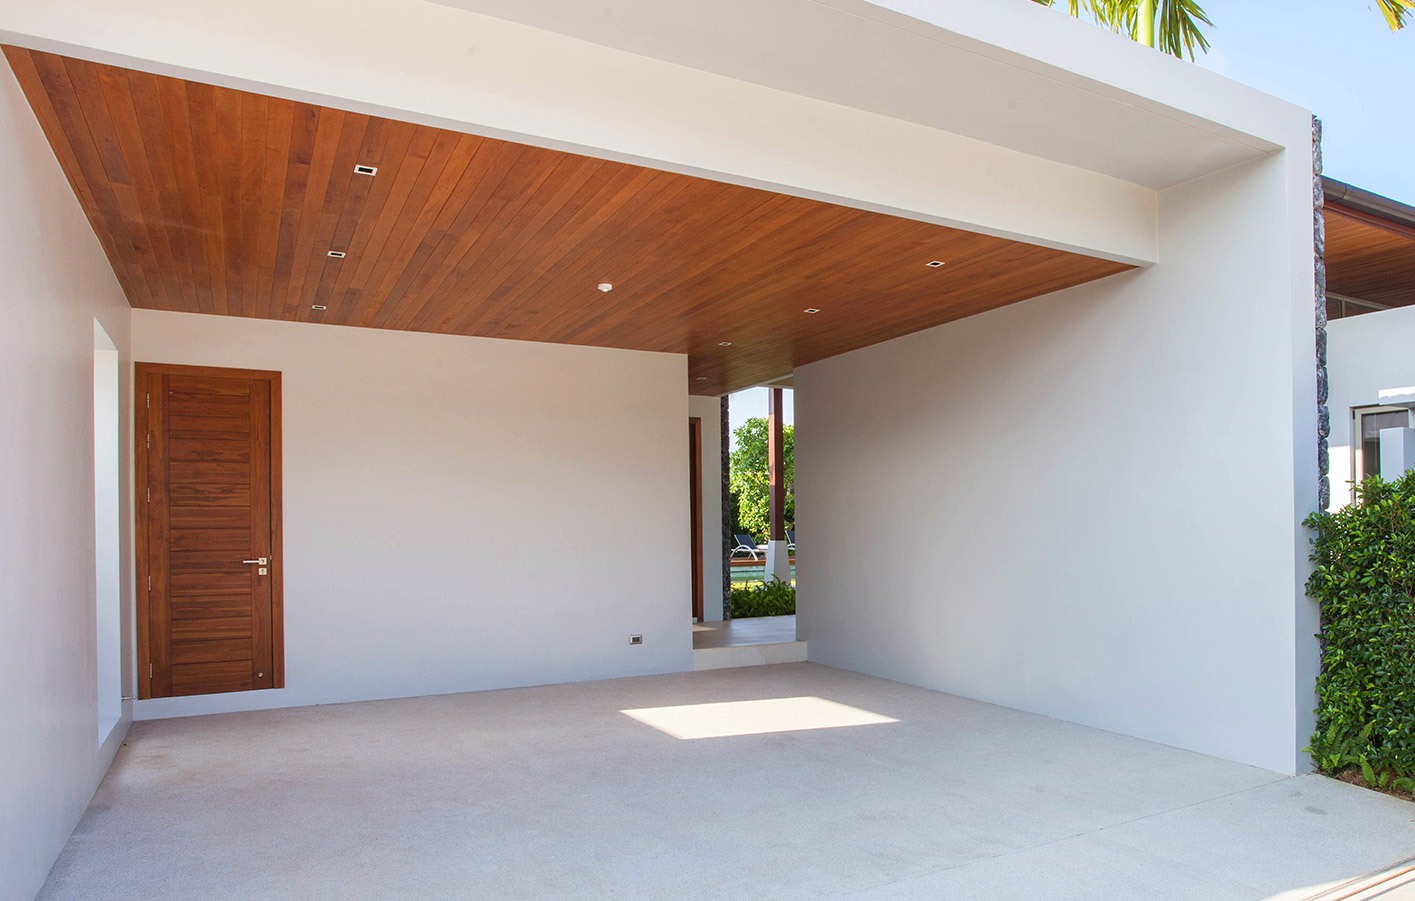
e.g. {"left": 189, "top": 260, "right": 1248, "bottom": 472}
{"left": 1325, "top": 202, "right": 1415, "bottom": 313}
{"left": 5, "top": 47, "right": 1133, "bottom": 395}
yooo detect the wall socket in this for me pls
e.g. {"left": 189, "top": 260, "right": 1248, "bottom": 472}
{"left": 628, "top": 634, "right": 643, "bottom": 645}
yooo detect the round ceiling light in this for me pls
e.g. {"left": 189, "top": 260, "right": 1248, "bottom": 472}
{"left": 597, "top": 282, "right": 613, "bottom": 293}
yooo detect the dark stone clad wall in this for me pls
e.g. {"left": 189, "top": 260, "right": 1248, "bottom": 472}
{"left": 720, "top": 394, "right": 732, "bottom": 620}
{"left": 1314, "top": 116, "right": 1331, "bottom": 511}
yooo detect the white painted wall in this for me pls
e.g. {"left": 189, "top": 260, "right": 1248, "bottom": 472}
{"left": 1325, "top": 304, "right": 1415, "bottom": 510}
{"left": 130, "top": 310, "right": 692, "bottom": 719}
{"left": 689, "top": 395, "right": 725, "bottom": 622}
{"left": 0, "top": 63, "right": 134, "bottom": 901}
{"left": 796, "top": 149, "right": 1318, "bottom": 774}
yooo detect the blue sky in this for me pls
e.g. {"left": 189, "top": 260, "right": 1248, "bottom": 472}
{"left": 729, "top": 3, "right": 1411, "bottom": 443}
{"left": 1188, "top": 1, "right": 1412, "bottom": 202}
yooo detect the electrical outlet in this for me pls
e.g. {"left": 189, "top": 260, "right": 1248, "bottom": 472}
{"left": 628, "top": 634, "right": 643, "bottom": 645}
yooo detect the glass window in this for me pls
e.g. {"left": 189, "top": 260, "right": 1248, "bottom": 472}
{"left": 1359, "top": 409, "right": 1410, "bottom": 481}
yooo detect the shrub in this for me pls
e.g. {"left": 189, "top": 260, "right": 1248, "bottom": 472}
{"left": 731, "top": 578, "right": 796, "bottom": 618}
{"left": 1304, "top": 471, "right": 1415, "bottom": 795}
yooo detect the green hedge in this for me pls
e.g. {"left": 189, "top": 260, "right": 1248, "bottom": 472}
{"left": 730, "top": 578, "right": 796, "bottom": 618}
{"left": 1304, "top": 471, "right": 1415, "bottom": 795}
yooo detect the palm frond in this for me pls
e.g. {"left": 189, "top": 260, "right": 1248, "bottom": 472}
{"left": 1377, "top": 0, "right": 1413, "bottom": 30}
{"left": 1156, "top": 0, "right": 1213, "bottom": 59}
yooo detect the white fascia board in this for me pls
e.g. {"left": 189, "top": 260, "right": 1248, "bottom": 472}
{"left": 0, "top": 0, "right": 1156, "bottom": 265}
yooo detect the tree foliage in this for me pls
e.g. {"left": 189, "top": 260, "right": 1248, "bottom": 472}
{"left": 1304, "top": 472, "right": 1415, "bottom": 795}
{"left": 729, "top": 417, "right": 793, "bottom": 543}
{"left": 1033, "top": 0, "right": 1408, "bottom": 61}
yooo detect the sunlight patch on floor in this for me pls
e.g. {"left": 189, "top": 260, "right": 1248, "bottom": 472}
{"left": 621, "top": 696, "right": 897, "bottom": 740}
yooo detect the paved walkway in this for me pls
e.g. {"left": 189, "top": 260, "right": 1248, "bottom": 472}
{"left": 693, "top": 614, "right": 796, "bottom": 649}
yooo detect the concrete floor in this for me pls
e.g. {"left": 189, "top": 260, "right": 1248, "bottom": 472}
{"left": 38, "top": 663, "right": 1415, "bottom": 900}
{"left": 692, "top": 614, "right": 797, "bottom": 648}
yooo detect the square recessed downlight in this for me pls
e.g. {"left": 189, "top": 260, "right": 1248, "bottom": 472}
{"left": 803, "top": 308, "right": 821, "bottom": 314}
{"left": 926, "top": 260, "right": 946, "bottom": 267}
{"left": 311, "top": 305, "right": 327, "bottom": 311}
{"left": 353, "top": 164, "right": 378, "bottom": 176}
{"left": 327, "top": 250, "right": 346, "bottom": 258}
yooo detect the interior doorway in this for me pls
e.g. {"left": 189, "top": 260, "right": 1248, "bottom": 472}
{"left": 93, "top": 320, "right": 121, "bottom": 743}
{"left": 136, "top": 363, "right": 284, "bottom": 698}
{"left": 689, "top": 416, "right": 704, "bottom": 622}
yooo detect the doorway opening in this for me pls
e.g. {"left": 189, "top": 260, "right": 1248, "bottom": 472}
{"left": 93, "top": 320, "right": 121, "bottom": 744}
{"left": 693, "top": 384, "right": 802, "bottom": 666}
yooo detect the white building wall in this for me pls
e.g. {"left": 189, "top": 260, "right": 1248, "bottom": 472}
{"left": 1325, "top": 304, "right": 1415, "bottom": 509}
{"left": 131, "top": 310, "right": 692, "bottom": 719}
{"left": 689, "top": 395, "right": 725, "bottom": 622}
{"left": 795, "top": 151, "right": 1317, "bottom": 774}
{"left": 0, "top": 64, "right": 134, "bottom": 901}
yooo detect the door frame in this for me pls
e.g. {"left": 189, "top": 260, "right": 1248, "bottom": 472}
{"left": 689, "top": 416, "right": 704, "bottom": 622}
{"left": 134, "top": 362, "right": 285, "bottom": 699}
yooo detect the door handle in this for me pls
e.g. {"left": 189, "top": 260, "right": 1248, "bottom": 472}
{"left": 242, "top": 557, "right": 268, "bottom": 565}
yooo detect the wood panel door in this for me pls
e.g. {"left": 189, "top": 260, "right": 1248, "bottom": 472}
{"left": 136, "top": 363, "right": 283, "bottom": 698}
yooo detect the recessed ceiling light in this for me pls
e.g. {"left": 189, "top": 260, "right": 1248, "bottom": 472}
{"left": 803, "top": 308, "right": 820, "bottom": 314}
{"left": 327, "top": 250, "right": 346, "bottom": 259}
{"left": 597, "top": 282, "right": 613, "bottom": 293}
{"left": 353, "top": 164, "right": 378, "bottom": 176}
{"left": 718, "top": 341, "right": 732, "bottom": 346}
{"left": 926, "top": 260, "right": 946, "bottom": 268}
{"left": 311, "top": 305, "right": 327, "bottom": 311}
{"left": 695, "top": 376, "right": 707, "bottom": 381}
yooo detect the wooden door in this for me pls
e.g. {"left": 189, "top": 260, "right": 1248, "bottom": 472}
{"left": 689, "top": 417, "right": 704, "bottom": 622}
{"left": 136, "top": 364, "right": 283, "bottom": 698}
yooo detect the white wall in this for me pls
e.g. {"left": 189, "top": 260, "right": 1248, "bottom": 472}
{"left": 131, "top": 310, "right": 692, "bottom": 719}
{"left": 796, "top": 150, "right": 1318, "bottom": 774}
{"left": 1325, "top": 304, "right": 1415, "bottom": 510}
{"left": 0, "top": 63, "right": 134, "bottom": 901}
{"left": 689, "top": 395, "right": 725, "bottom": 622}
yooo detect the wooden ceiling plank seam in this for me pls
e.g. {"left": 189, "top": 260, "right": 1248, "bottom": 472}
{"left": 475, "top": 167, "right": 728, "bottom": 341}
{"left": 39, "top": 53, "right": 159, "bottom": 308}
{"left": 572, "top": 192, "right": 852, "bottom": 347}
{"left": 356, "top": 132, "right": 487, "bottom": 327}
{"left": 411, "top": 154, "right": 611, "bottom": 335}
{"left": 298, "top": 110, "right": 370, "bottom": 313}
{"left": 238, "top": 92, "right": 271, "bottom": 318}
{"left": 378, "top": 139, "right": 547, "bottom": 331}
{"left": 398, "top": 146, "right": 597, "bottom": 333}
{"left": 397, "top": 147, "right": 605, "bottom": 332}
{"left": 343, "top": 127, "right": 460, "bottom": 327}
{"left": 105, "top": 66, "right": 191, "bottom": 312}
{"left": 278, "top": 105, "right": 346, "bottom": 319}
{"left": 212, "top": 87, "right": 245, "bottom": 316}
{"left": 329, "top": 124, "right": 426, "bottom": 323}
{"left": 444, "top": 163, "right": 674, "bottom": 336}
{"left": 254, "top": 99, "right": 295, "bottom": 321}
{"left": 187, "top": 85, "right": 228, "bottom": 316}
{"left": 321, "top": 120, "right": 415, "bottom": 318}
{"left": 132, "top": 69, "right": 202, "bottom": 312}
{"left": 3, "top": 48, "right": 148, "bottom": 307}
{"left": 270, "top": 102, "right": 319, "bottom": 320}
{"left": 305, "top": 114, "right": 379, "bottom": 319}
{"left": 85, "top": 64, "right": 176, "bottom": 311}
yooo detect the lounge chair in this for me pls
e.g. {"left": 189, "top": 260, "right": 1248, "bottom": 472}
{"left": 786, "top": 528, "right": 796, "bottom": 552}
{"left": 731, "top": 533, "right": 761, "bottom": 560}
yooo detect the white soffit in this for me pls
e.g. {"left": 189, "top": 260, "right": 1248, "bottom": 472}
{"left": 435, "top": 0, "right": 1284, "bottom": 190}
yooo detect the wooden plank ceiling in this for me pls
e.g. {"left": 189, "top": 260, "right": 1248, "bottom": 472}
{"left": 5, "top": 47, "right": 1132, "bottom": 395}
{"left": 1325, "top": 202, "right": 1415, "bottom": 317}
